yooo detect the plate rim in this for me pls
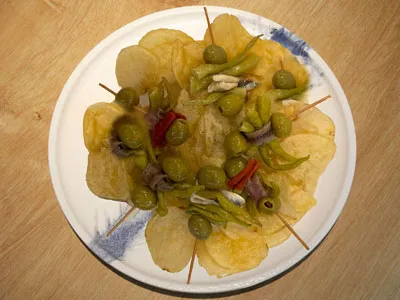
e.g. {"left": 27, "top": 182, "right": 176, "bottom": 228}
{"left": 48, "top": 5, "right": 357, "bottom": 294}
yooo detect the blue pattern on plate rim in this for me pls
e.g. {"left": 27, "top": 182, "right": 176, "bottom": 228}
{"left": 89, "top": 206, "right": 151, "bottom": 263}
{"left": 88, "top": 22, "right": 327, "bottom": 264}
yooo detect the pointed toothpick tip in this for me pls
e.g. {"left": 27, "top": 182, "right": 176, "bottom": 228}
{"left": 277, "top": 213, "right": 310, "bottom": 250}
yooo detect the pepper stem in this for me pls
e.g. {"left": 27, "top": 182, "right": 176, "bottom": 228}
{"left": 186, "top": 239, "right": 198, "bottom": 284}
{"left": 107, "top": 206, "right": 136, "bottom": 237}
{"left": 99, "top": 83, "right": 117, "bottom": 96}
{"left": 276, "top": 212, "right": 310, "bottom": 250}
{"left": 289, "top": 95, "right": 331, "bottom": 120}
{"left": 203, "top": 7, "right": 215, "bottom": 45}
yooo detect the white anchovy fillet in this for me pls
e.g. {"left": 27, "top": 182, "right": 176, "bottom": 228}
{"left": 207, "top": 81, "right": 238, "bottom": 93}
{"left": 190, "top": 193, "right": 219, "bottom": 205}
{"left": 220, "top": 190, "right": 246, "bottom": 208}
{"left": 212, "top": 74, "right": 241, "bottom": 83}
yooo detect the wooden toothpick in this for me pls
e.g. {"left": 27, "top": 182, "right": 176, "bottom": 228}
{"left": 186, "top": 239, "right": 198, "bottom": 284}
{"left": 276, "top": 213, "right": 310, "bottom": 250}
{"left": 289, "top": 95, "right": 331, "bottom": 121}
{"left": 203, "top": 7, "right": 215, "bottom": 45}
{"left": 99, "top": 83, "right": 117, "bottom": 96}
{"left": 107, "top": 207, "right": 136, "bottom": 237}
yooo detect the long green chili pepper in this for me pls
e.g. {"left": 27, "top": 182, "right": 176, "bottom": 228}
{"left": 264, "top": 181, "right": 280, "bottom": 198}
{"left": 148, "top": 82, "right": 167, "bottom": 110}
{"left": 192, "top": 34, "right": 263, "bottom": 79}
{"left": 186, "top": 205, "right": 227, "bottom": 225}
{"left": 134, "top": 152, "right": 148, "bottom": 170}
{"left": 189, "top": 75, "right": 213, "bottom": 94}
{"left": 259, "top": 145, "right": 310, "bottom": 171}
{"left": 257, "top": 93, "right": 272, "bottom": 125}
{"left": 266, "top": 85, "right": 307, "bottom": 102}
{"left": 246, "top": 198, "right": 260, "bottom": 221}
{"left": 195, "top": 190, "right": 260, "bottom": 225}
{"left": 215, "top": 192, "right": 261, "bottom": 226}
{"left": 245, "top": 145, "right": 259, "bottom": 158}
{"left": 156, "top": 191, "right": 168, "bottom": 217}
{"left": 166, "top": 185, "right": 205, "bottom": 199}
{"left": 266, "top": 140, "right": 298, "bottom": 162}
{"left": 190, "top": 204, "right": 249, "bottom": 227}
{"left": 240, "top": 121, "right": 255, "bottom": 133}
{"left": 246, "top": 110, "right": 263, "bottom": 129}
{"left": 186, "top": 92, "right": 223, "bottom": 106}
{"left": 221, "top": 53, "right": 261, "bottom": 77}
{"left": 163, "top": 77, "right": 181, "bottom": 112}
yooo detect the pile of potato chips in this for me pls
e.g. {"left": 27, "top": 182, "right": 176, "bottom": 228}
{"left": 84, "top": 13, "right": 336, "bottom": 277}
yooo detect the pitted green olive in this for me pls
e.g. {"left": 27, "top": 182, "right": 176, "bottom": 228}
{"left": 162, "top": 156, "right": 188, "bottom": 183}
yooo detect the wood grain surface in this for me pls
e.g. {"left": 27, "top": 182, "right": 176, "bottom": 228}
{"left": 1, "top": 0, "right": 400, "bottom": 299}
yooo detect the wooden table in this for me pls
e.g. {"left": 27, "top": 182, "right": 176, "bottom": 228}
{"left": 1, "top": 1, "right": 399, "bottom": 299}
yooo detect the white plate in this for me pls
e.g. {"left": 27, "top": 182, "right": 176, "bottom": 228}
{"left": 49, "top": 6, "right": 356, "bottom": 295}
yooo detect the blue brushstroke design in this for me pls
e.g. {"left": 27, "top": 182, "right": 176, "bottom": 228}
{"left": 89, "top": 207, "right": 151, "bottom": 263}
{"left": 270, "top": 27, "right": 310, "bottom": 62}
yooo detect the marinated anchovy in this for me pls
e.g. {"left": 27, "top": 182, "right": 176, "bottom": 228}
{"left": 190, "top": 193, "right": 219, "bottom": 205}
{"left": 244, "top": 175, "right": 268, "bottom": 202}
{"left": 220, "top": 190, "right": 246, "bottom": 208}
{"left": 244, "top": 122, "right": 276, "bottom": 146}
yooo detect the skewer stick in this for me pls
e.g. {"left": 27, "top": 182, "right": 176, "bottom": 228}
{"left": 107, "top": 207, "right": 136, "bottom": 237}
{"left": 99, "top": 83, "right": 117, "bottom": 96}
{"left": 186, "top": 239, "right": 198, "bottom": 284}
{"left": 289, "top": 95, "right": 331, "bottom": 121}
{"left": 98, "top": 83, "right": 148, "bottom": 114}
{"left": 280, "top": 59, "right": 285, "bottom": 70}
{"left": 276, "top": 213, "right": 309, "bottom": 250}
{"left": 203, "top": 7, "right": 215, "bottom": 45}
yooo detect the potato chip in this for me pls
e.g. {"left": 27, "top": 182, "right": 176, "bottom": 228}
{"left": 248, "top": 39, "right": 285, "bottom": 88}
{"left": 188, "top": 105, "right": 236, "bottom": 168}
{"left": 280, "top": 134, "right": 336, "bottom": 194}
{"left": 205, "top": 226, "right": 268, "bottom": 271}
{"left": 174, "top": 90, "right": 204, "bottom": 132}
{"left": 115, "top": 45, "right": 160, "bottom": 94}
{"left": 282, "top": 48, "right": 309, "bottom": 87}
{"left": 290, "top": 186, "right": 317, "bottom": 213}
{"left": 281, "top": 100, "right": 335, "bottom": 139}
{"left": 86, "top": 148, "right": 133, "bottom": 201}
{"left": 145, "top": 207, "right": 195, "bottom": 273}
{"left": 172, "top": 41, "right": 204, "bottom": 90}
{"left": 204, "top": 14, "right": 252, "bottom": 59}
{"left": 265, "top": 227, "right": 292, "bottom": 248}
{"left": 139, "top": 29, "right": 194, "bottom": 82}
{"left": 83, "top": 102, "right": 125, "bottom": 152}
{"left": 197, "top": 241, "right": 240, "bottom": 278}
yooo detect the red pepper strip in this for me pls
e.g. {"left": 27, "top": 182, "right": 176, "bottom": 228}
{"left": 151, "top": 111, "right": 187, "bottom": 148}
{"left": 228, "top": 159, "right": 257, "bottom": 189}
{"left": 234, "top": 161, "right": 260, "bottom": 190}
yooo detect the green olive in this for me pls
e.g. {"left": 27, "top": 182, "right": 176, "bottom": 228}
{"left": 271, "top": 112, "right": 292, "bottom": 138}
{"left": 258, "top": 197, "right": 281, "bottom": 215}
{"left": 224, "top": 157, "right": 247, "bottom": 178}
{"left": 117, "top": 122, "right": 144, "bottom": 150}
{"left": 165, "top": 119, "right": 190, "bottom": 146}
{"left": 217, "top": 93, "right": 244, "bottom": 117}
{"left": 162, "top": 156, "right": 188, "bottom": 183}
{"left": 197, "top": 165, "right": 227, "bottom": 189}
{"left": 224, "top": 131, "right": 248, "bottom": 156}
{"left": 203, "top": 45, "right": 227, "bottom": 64}
{"left": 188, "top": 214, "right": 212, "bottom": 240}
{"left": 131, "top": 185, "right": 157, "bottom": 210}
{"left": 115, "top": 87, "right": 140, "bottom": 111}
{"left": 272, "top": 70, "right": 296, "bottom": 89}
